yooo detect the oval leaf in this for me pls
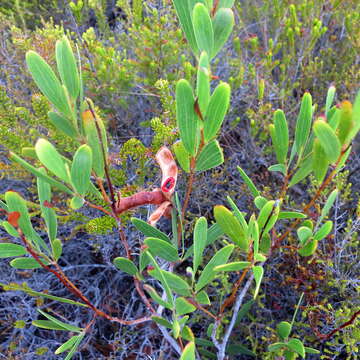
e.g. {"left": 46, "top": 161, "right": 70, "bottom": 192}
{"left": 211, "top": 8, "right": 234, "bottom": 59}
{"left": 195, "top": 244, "right": 234, "bottom": 292}
{"left": 176, "top": 79, "right": 199, "bottom": 155}
{"left": 203, "top": 83, "right": 231, "bottom": 141}
{"left": 113, "top": 257, "right": 138, "bottom": 276}
{"left": 35, "top": 139, "right": 69, "bottom": 182}
{"left": 145, "top": 237, "right": 179, "bottom": 262}
{"left": 313, "top": 119, "right": 341, "bottom": 163}
{"left": 196, "top": 140, "right": 224, "bottom": 172}
{"left": 71, "top": 145, "right": 93, "bottom": 195}
{"left": 0, "top": 243, "right": 27, "bottom": 258}
{"left": 193, "top": 3, "right": 214, "bottom": 58}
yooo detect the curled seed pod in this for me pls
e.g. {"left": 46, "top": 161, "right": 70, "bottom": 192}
{"left": 156, "top": 147, "right": 178, "bottom": 200}
{"left": 148, "top": 201, "right": 172, "bottom": 226}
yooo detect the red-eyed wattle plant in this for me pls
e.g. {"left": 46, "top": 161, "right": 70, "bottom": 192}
{"left": 0, "top": 1, "right": 360, "bottom": 359}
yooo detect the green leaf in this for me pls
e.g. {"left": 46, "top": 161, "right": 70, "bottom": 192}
{"left": 71, "top": 145, "right": 92, "bottom": 195}
{"left": 312, "top": 139, "right": 329, "bottom": 183}
{"left": 276, "top": 321, "right": 292, "bottom": 340}
{"left": 214, "top": 205, "right": 248, "bottom": 251}
{"left": 26, "top": 51, "right": 72, "bottom": 117}
{"left": 176, "top": 79, "right": 198, "bottom": 155}
{"left": 9, "top": 152, "right": 74, "bottom": 195}
{"left": 252, "top": 266, "right": 264, "bottom": 299}
{"left": 314, "top": 221, "right": 333, "bottom": 241}
{"left": 10, "top": 257, "right": 44, "bottom": 269}
{"left": 304, "top": 347, "right": 320, "bottom": 354}
{"left": 148, "top": 267, "right": 191, "bottom": 297}
{"left": 1, "top": 221, "right": 19, "bottom": 238}
{"left": 195, "top": 244, "right": 234, "bottom": 292}
{"left": 35, "top": 139, "right": 69, "bottom": 182}
{"left": 56, "top": 36, "right": 80, "bottom": 100}
{"left": 218, "top": 0, "right": 235, "bottom": 7}
{"left": 0, "top": 243, "right": 26, "bottom": 258}
{"left": 313, "top": 119, "right": 341, "bottom": 163}
{"left": 152, "top": 315, "right": 172, "bottom": 329}
{"left": 37, "top": 309, "right": 82, "bottom": 332}
{"left": 1, "top": 282, "right": 86, "bottom": 307}
{"left": 64, "top": 333, "right": 85, "bottom": 360}
{"left": 144, "top": 285, "right": 173, "bottom": 309}
{"left": 37, "top": 168, "right": 57, "bottom": 243}
{"left": 145, "top": 237, "right": 179, "bottom": 262}
{"left": 337, "top": 101, "right": 353, "bottom": 145}
{"left": 172, "top": 0, "right": 199, "bottom": 56}
{"left": 297, "top": 226, "right": 312, "bottom": 245}
{"left": 195, "top": 290, "right": 210, "bottom": 305}
{"left": 70, "top": 196, "right": 84, "bottom": 209}
{"left": 268, "top": 342, "right": 286, "bottom": 352}
{"left": 278, "top": 211, "right": 307, "bottom": 220}
{"left": 298, "top": 239, "right": 318, "bottom": 257}
{"left": 180, "top": 341, "right": 195, "bottom": 360}
{"left": 32, "top": 320, "right": 70, "bottom": 331}
{"left": 268, "top": 163, "right": 287, "bottom": 175}
{"left": 196, "top": 140, "right": 224, "bottom": 172}
{"left": 295, "top": 92, "right": 312, "bottom": 156}
{"left": 5, "top": 191, "right": 41, "bottom": 247}
{"left": 55, "top": 335, "right": 82, "bottom": 355}
{"left": 257, "top": 200, "right": 278, "bottom": 234}
{"left": 237, "top": 166, "right": 260, "bottom": 197}
{"left": 325, "top": 86, "right": 336, "bottom": 119}
{"left": 131, "top": 217, "right": 170, "bottom": 243}
{"left": 193, "top": 217, "right": 208, "bottom": 273}
{"left": 211, "top": 8, "right": 234, "bottom": 59}
{"left": 82, "top": 108, "right": 107, "bottom": 178}
{"left": 288, "top": 155, "right": 313, "bottom": 187}
{"left": 226, "top": 196, "right": 248, "bottom": 232}
{"left": 196, "top": 51, "right": 210, "bottom": 116}
{"left": 173, "top": 140, "right": 191, "bottom": 173}
{"left": 319, "top": 189, "right": 338, "bottom": 223}
{"left": 175, "top": 297, "right": 196, "bottom": 316}
{"left": 287, "top": 338, "right": 305, "bottom": 358}
{"left": 271, "top": 109, "right": 289, "bottom": 164}
{"left": 55, "top": 115, "right": 68, "bottom": 141}
{"left": 214, "top": 261, "right": 251, "bottom": 272}
{"left": 0, "top": 200, "right": 8, "bottom": 212}
{"left": 193, "top": 3, "right": 214, "bottom": 58}
{"left": 52, "top": 239, "right": 62, "bottom": 261}
{"left": 203, "top": 83, "right": 231, "bottom": 141}
{"left": 254, "top": 196, "right": 267, "bottom": 210}
{"left": 113, "top": 257, "right": 138, "bottom": 276}
{"left": 348, "top": 89, "right": 360, "bottom": 140}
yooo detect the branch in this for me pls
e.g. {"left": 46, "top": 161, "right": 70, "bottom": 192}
{"left": 213, "top": 273, "right": 254, "bottom": 360}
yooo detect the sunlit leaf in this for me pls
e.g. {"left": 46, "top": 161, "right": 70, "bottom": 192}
{"left": 176, "top": 79, "right": 199, "bottom": 155}
{"left": 180, "top": 341, "right": 195, "bottom": 360}
{"left": 131, "top": 217, "right": 170, "bottom": 243}
{"left": 145, "top": 237, "right": 179, "bottom": 262}
{"left": 35, "top": 139, "right": 70, "bottom": 182}
{"left": 193, "top": 3, "right": 214, "bottom": 58}
{"left": 313, "top": 119, "right": 341, "bottom": 163}
{"left": 56, "top": 36, "right": 80, "bottom": 100}
{"left": 173, "top": 140, "right": 191, "bottom": 173}
{"left": 71, "top": 145, "right": 92, "bottom": 195}
{"left": 287, "top": 338, "right": 305, "bottom": 358}
{"left": 172, "top": 0, "right": 199, "bottom": 56}
{"left": 113, "top": 257, "right": 138, "bottom": 276}
{"left": 203, "top": 83, "right": 231, "bottom": 141}
{"left": 193, "top": 217, "right": 207, "bottom": 274}
{"left": 252, "top": 266, "right": 263, "bottom": 299}
{"left": 175, "top": 297, "right": 196, "bottom": 316}
{"left": 196, "top": 51, "right": 210, "bottom": 116}
{"left": 276, "top": 321, "right": 292, "bottom": 340}
{"left": 211, "top": 8, "right": 234, "bottom": 59}
{"left": 26, "top": 51, "right": 72, "bottom": 117}
{"left": 195, "top": 244, "right": 234, "bottom": 292}
{"left": 237, "top": 166, "right": 260, "bottom": 197}
{"left": 214, "top": 206, "right": 248, "bottom": 251}
{"left": 295, "top": 92, "right": 312, "bottom": 157}
{"left": 196, "top": 140, "right": 224, "bottom": 172}
{"left": 0, "top": 243, "right": 26, "bottom": 258}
